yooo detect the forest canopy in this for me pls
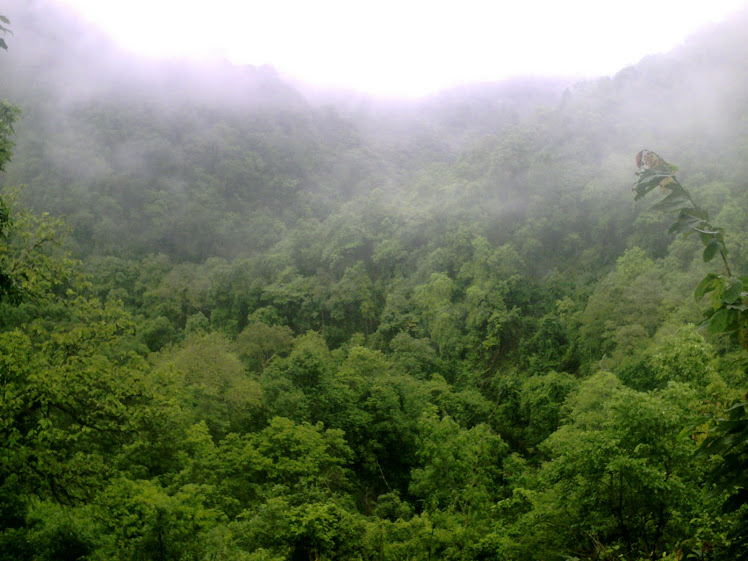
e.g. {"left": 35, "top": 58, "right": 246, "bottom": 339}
{"left": 0, "top": 2, "right": 747, "bottom": 560}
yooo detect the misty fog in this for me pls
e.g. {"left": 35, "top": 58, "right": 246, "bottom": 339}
{"left": 1, "top": 1, "right": 747, "bottom": 559}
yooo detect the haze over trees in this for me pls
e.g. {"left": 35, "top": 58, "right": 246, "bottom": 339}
{"left": 0, "top": 1, "right": 747, "bottom": 560}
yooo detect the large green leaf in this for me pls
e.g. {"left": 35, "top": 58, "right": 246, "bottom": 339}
{"left": 723, "top": 278, "right": 744, "bottom": 304}
{"left": 707, "top": 307, "right": 733, "bottom": 334}
{"left": 668, "top": 210, "right": 704, "bottom": 235}
{"left": 694, "top": 273, "right": 720, "bottom": 301}
{"left": 633, "top": 171, "right": 678, "bottom": 200}
{"left": 703, "top": 240, "right": 721, "bottom": 263}
{"left": 650, "top": 192, "right": 689, "bottom": 212}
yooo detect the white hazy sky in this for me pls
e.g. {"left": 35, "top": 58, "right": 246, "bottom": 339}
{"left": 58, "top": 0, "right": 747, "bottom": 97}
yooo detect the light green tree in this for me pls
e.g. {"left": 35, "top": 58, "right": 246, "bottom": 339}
{"left": 532, "top": 374, "right": 706, "bottom": 560}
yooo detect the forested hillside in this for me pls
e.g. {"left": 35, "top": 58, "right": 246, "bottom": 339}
{"left": 1, "top": 1, "right": 747, "bottom": 560}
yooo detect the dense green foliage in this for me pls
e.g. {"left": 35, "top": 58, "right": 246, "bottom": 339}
{"left": 1, "top": 1, "right": 747, "bottom": 559}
